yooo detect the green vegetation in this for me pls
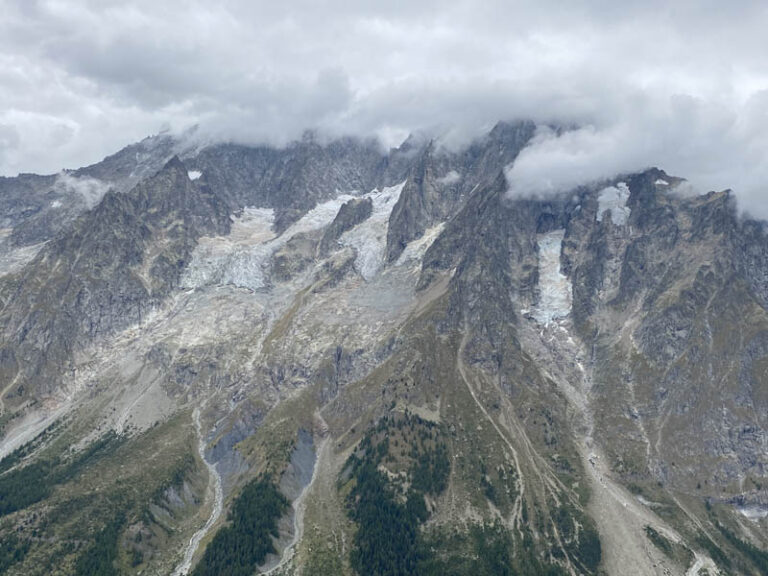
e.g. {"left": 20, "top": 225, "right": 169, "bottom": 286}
{"left": 192, "top": 477, "right": 289, "bottom": 576}
{"left": 410, "top": 440, "right": 450, "bottom": 495}
{"left": 73, "top": 511, "right": 126, "bottom": 576}
{"left": 695, "top": 534, "right": 731, "bottom": 570}
{"left": 418, "top": 523, "right": 568, "bottom": 576}
{"left": 342, "top": 412, "right": 572, "bottom": 576}
{"left": 0, "top": 431, "right": 122, "bottom": 517}
{"left": 0, "top": 421, "right": 59, "bottom": 475}
{"left": 342, "top": 412, "right": 450, "bottom": 576}
{"left": 0, "top": 533, "right": 31, "bottom": 573}
{"left": 715, "top": 520, "right": 768, "bottom": 574}
{"left": 303, "top": 547, "right": 345, "bottom": 576}
{"left": 644, "top": 525, "right": 672, "bottom": 555}
{"left": 0, "top": 412, "right": 204, "bottom": 575}
{"left": 152, "top": 452, "right": 196, "bottom": 501}
{"left": 642, "top": 524, "right": 694, "bottom": 567}
{"left": 348, "top": 458, "right": 425, "bottom": 575}
{"left": 552, "top": 503, "right": 601, "bottom": 574}
{"left": 0, "top": 458, "right": 56, "bottom": 515}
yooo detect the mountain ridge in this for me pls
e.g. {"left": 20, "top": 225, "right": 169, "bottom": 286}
{"left": 0, "top": 122, "right": 765, "bottom": 576}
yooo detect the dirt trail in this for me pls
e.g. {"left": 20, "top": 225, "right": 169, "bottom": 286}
{"left": 172, "top": 405, "right": 224, "bottom": 576}
{"left": 0, "top": 371, "right": 23, "bottom": 415}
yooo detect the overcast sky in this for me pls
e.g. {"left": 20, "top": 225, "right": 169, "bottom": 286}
{"left": 2, "top": 1, "right": 768, "bottom": 215}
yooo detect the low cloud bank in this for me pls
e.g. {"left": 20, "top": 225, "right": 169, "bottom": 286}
{"left": 1, "top": 1, "right": 767, "bottom": 217}
{"left": 504, "top": 92, "right": 768, "bottom": 219}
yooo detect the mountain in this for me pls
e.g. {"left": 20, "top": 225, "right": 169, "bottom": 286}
{"left": 0, "top": 122, "right": 765, "bottom": 576}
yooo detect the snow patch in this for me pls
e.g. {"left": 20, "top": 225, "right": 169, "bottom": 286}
{"left": 187, "top": 170, "right": 202, "bottom": 181}
{"left": 532, "top": 230, "right": 572, "bottom": 325}
{"left": 597, "top": 182, "right": 631, "bottom": 225}
{"left": 339, "top": 182, "right": 405, "bottom": 280}
{"left": 50, "top": 200, "right": 62, "bottom": 208}
{"left": 736, "top": 504, "right": 768, "bottom": 521}
{"left": 655, "top": 178, "right": 669, "bottom": 187}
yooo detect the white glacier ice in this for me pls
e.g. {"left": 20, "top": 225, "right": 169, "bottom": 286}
{"left": 281, "top": 193, "right": 356, "bottom": 238}
{"left": 216, "top": 195, "right": 360, "bottom": 289}
{"left": 338, "top": 182, "right": 405, "bottom": 280}
{"left": 188, "top": 170, "right": 202, "bottom": 180}
{"left": 181, "top": 207, "right": 276, "bottom": 289}
{"left": 181, "top": 180, "right": 405, "bottom": 290}
{"left": 597, "top": 182, "right": 631, "bottom": 225}
{"left": 533, "top": 230, "right": 572, "bottom": 325}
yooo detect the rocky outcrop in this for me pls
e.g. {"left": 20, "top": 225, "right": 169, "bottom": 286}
{"left": 552, "top": 169, "right": 768, "bottom": 493}
{"left": 385, "top": 144, "right": 443, "bottom": 262}
{"left": 318, "top": 197, "right": 373, "bottom": 255}
{"left": 386, "top": 121, "right": 536, "bottom": 262}
{"left": 188, "top": 135, "right": 389, "bottom": 232}
{"left": 272, "top": 233, "right": 318, "bottom": 282}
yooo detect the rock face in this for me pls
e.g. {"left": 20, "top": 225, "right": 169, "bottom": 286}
{"left": 319, "top": 197, "right": 373, "bottom": 255}
{"left": 187, "top": 135, "right": 391, "bottom": 232}
{"left": 563, "top": 171, "right": 768, "bottom": 491}
{"left": 385, "top": 121, "right": 537, "bottom": 262}
{"left": 0, "top": 156, "right": 230, "bottom": 399}
{"left": 0, "top": 124, "right": 767, "bottom": 576}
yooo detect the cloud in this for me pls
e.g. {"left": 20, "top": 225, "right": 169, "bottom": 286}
{"left": 55, "top": 172, "right": 111, "bottom": 208}
{"left": 0, "top": 0, "right": 767, "bottom": 215}
{"left": 504, "top": 90, "right": 768, "bottom": 219}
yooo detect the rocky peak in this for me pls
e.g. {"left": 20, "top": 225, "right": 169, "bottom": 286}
{"left": 385, "top": 144, "right": 442, "bottom": 262}
{"left": 319, "top": 197, "right": 374, "bottom": 255}
{"left": 0, "top": 157, "right": 231, "bottom": 400}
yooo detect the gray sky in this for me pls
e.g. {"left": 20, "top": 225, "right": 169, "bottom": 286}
{"left": 2, "top": 1, "right": 768, "bottom": 215}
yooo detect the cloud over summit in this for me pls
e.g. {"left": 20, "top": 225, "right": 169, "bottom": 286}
{"left": 1, "top": 0, "right": 768, "bottom": 215}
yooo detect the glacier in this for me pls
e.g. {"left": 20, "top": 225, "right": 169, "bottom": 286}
{"left": 533, "top": 230, "right": 572, "bottom": 325}
{"left": 338, "top": 182, "right": 405, "bottom": 280}
{"left": 181, "top": 182, "right": 405, "bottom": 291}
